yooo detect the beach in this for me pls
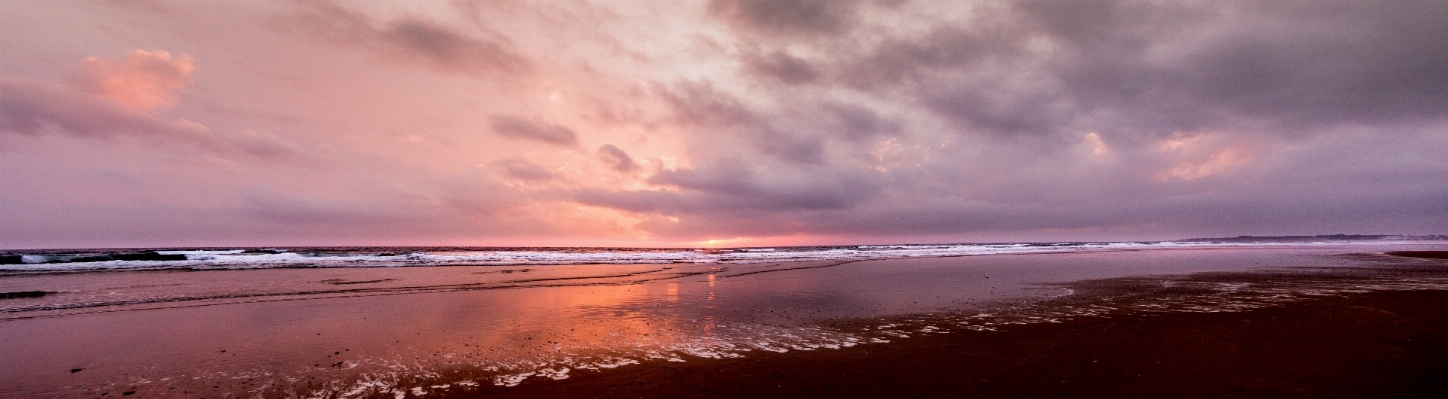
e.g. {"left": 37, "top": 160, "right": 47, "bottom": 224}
{"left": 471, "top": 289, "right": 1448, "bottom": 398}
{"left": 8, "top": 1, "right": 1446, "bottom": 397}
{"left": 1, "top": 244, "right": 1445, "bottom": 398}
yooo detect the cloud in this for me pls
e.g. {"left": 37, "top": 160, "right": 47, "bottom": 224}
{"left": 574, "top": 157, "right": 882, "bottom": 216}
{"left": 1152, "top": 132, "right": 1262, "bottom": 181}
{"left": 657, "top": 82, "right": 825, "bottom": 164}
{"left": 723, "top": 0, "right": 1448, "bottom": 141}
{"left": 2, "top": 50, "right": 291, "bottom": 159}
{"left": 707, "top": 0, "right": 865, "bottom": 37}
{"left": 488, "top": 114, "right": 579, "bottom": 146}
{"left": 0, "top": 77, "right": 291, "bottom": 159}
{"left": 596, "top": 144, "right": 639, "bottom": 173}
{"left": 68, "top": 49, "right": 195, "bottom": 112}
{"left": 583, "top": 0, "right": 1448, "bottom": 240}
{"left": 1, "top": 77, "right": 207, "bottom": 139}
{"left": 275, "top": 1, "right": 1448, "bottom": 241}
{"left": 4, "top": 1, "right": 1447, "bottom": 247}
{"left": 282, "top": 1, "right": 532, "bottom": 76}
{"left": 1012, "top": 0, "right": 1448, "bottom": 135}
{"left": 811, "top": 101, "right": 901, "bottom": 141}
{"left": 491, "top": 158, "right": 557, "bottom": 181}
{"left": 241, "top": 189, "right": 403, "bottom": 225}
{"left": 741, "top": 50, "right": 819, "bottom": 85}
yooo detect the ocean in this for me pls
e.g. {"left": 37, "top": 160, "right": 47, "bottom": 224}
{"left": 1, "top": 238, "right": 1445, "bottom": 398}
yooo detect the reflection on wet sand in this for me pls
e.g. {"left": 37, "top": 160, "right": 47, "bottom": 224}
{"left": 0, "top": 245, "right": 1445, "bottom": 398}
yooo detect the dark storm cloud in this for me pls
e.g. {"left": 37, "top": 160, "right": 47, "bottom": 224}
{"left": 574, "top": 156, "right": 882, "bottom": 215}
{"left": 649, "top": 165, "right": 877, "bottom": 210}
{"left": 7, "top": 0, "right": 1442, "bottom": 247}
{"left": 725, "top": 0, "right": 1448, "bottom": 140}
{"left": 1015, "top": 0, "right": 1448, "bottom": 135}
{"left": 282, "top": 1, "right": 532, "bottom": 76}
{"left": 584, "top": 0, "right": 1448, "bottom": 240}
{"left": 609, "top": 133, "right": 1448, "bottom": 240}
{"left": 741, "top": 50, "right": 820, "bottom": 85}
{"left": 839, "top": 22, "right": 1031, "bottom": 89}
{"left": 659, "top": 82, "right": 825, "bottom": 163}
{"left": 487, "top": 114, "right": 579, "bottom": 146}
{"left": 658, "top": 82, "right": 901, "bottom": 164}
{"left": 922, "top": 88, "right": 1066, "bottom": 138}
{"left": 596, "top": 144, "right": 639, "bottom": 173}
{"left": 813, "top": 101, "right": 900, "bottom": 141}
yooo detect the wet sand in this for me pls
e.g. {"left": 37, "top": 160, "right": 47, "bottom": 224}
{"left": 3, "top": 247, "right": 1446, "bottom": 398}
{"left": 460, "top": 289, "right": 1448, "bottom": 399}
{"left": 1392, "top": 251, "right": 1448, "bottom": 260}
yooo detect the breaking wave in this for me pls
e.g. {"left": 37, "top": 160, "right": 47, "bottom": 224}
{"left": 0, "top": 239, "right": 1413, "bottom": 273}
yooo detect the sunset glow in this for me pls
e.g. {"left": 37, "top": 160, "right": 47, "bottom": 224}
{"left": 3, "top": 3, "right": 1446, "bottom": 398}
{"left": 2, "top": 1, "right": 1445, "bottom": 249}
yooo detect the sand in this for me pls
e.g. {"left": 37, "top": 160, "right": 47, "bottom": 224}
{"left": 2, "top": 247, "right": 1445, "bottom": 398}
{"left": 454, "top": 289, "right": 1448, "bottom": 398}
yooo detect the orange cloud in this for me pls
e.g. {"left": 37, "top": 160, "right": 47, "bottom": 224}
{"left": 1160, "top": 147, "right": 1253, "bottom": 180}
{"left": 1081, "top": 132, "right": 1112, "bottom": 157}
{"left": 70, "top": 49, "right": 195, "bottom": 112}
{"left": 1155, "top": 133, "right": 1259, "bottom": 181}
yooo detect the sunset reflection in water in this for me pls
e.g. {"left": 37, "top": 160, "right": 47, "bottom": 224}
{"left": 3, "top": 245, "right": 1442, "bottom": 398}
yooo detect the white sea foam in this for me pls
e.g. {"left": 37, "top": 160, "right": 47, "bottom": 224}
{"left": 6, "top": 240, "right": 1407, "bottom": 273}
{"left": 8, "top": 243, "right": 1445, "bottom": 399}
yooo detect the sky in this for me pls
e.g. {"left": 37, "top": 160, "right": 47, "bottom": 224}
{"left": 1, "top": 0, "right": 1445, "bottom": 249}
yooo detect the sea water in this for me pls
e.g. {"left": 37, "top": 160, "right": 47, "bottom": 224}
{"left": 1, "top": 239, "right": 1445, "bottom": 398}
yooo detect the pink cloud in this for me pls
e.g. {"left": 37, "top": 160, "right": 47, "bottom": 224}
{"left": 1, "top": 77, "right": 206, "bottom": 139}
{"left": 0, "top": 77, "right": 290, "bottom": 159}
{"left": 280, "top": 1, "right": 532, "bottom": 77}
{"left": 69, "top": 49, "right": 195, "bottom": 112}
{"left": 2, "top": 1, "right": 1446, "bottom": 248}
{"left": 596, "top": 144, "right": 640, "bottom": 173}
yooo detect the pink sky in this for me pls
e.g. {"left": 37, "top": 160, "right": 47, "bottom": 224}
{"left": 1, "top": 1, "right": 1445, "bottom": 249}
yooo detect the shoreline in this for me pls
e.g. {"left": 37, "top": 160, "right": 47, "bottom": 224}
{"left": 9, "top": 241, "right": 1444, "bottom": 276}
{"left": 5, "top": 248, "right": 1445, "bottom": 398}
{"left": 453, "top": 288, "right": 1448, "bottom": 398}
{"left": 1391, "top": 251, "right": 1448, "bottom": 259}
{"left": 436, "top": 252, "right": 1448, "bottom": 398}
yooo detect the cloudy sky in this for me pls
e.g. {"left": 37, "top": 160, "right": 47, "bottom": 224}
{"left": 1, "top": 0, "right": 1444, "bottom": 248}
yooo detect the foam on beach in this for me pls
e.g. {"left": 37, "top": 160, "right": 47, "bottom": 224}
{"left": 2, "top": 245, "right": 1445, "bottom": 398}
{"left": 1, "top": 238, "right": 1419, "bottom": 273}
{"left": 136, "top": 254, "right": 1448, "bottom": 398}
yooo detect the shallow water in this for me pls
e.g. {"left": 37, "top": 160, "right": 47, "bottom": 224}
{"left": 0, "top": 243, "right": 1444, "bottom": 398}
{"left": 0, "top": 240, "right": 1376, "bottom": 273}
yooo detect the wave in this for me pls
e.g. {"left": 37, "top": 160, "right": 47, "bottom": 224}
{"left": 2, "top": 237, "right": 1440, "bottom": 273}
{"left": 33, "top": 252, "right": 1445, "bottom": 399}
